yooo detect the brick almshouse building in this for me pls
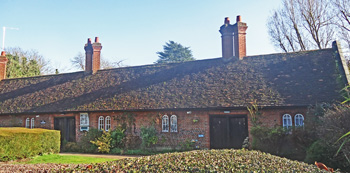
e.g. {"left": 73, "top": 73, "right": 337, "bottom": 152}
{"left": 0, "top": 16, "right": 349, "bottom": 149}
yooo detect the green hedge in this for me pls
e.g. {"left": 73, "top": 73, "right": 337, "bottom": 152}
{"left": 0, "top": 128, "right": 60, "bottom": 161}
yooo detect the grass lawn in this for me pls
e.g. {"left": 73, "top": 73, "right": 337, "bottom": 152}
{"left": 14, "top": 154, "right": 116, "bottom": 164}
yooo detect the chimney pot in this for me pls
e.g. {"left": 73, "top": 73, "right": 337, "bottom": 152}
{"left": 87, "top": 38, "right": 92, "bottom": 44}
{"left": 95, "top": 37, "right": 99, "bottom": 43}
{"left": 236, "top": 15, "right": 241, "bottom": 22}
{"left": 224, "top": 17, "right": 230, "bottom": 24}
{"left": 1, "top": 51, "right": 5, "bottom": 56}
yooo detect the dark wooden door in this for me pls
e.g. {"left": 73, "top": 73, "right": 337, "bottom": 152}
{"left": 54, "top": 117, "right": 76, "bottom": 143}
{"left": 210, "top": 115, "right": 248, "bottom": 149}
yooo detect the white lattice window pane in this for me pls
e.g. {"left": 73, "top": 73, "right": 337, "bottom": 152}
{"left": 105, "top": 116, "right": 111, "bottom": 131}
{"left": 31, "top": 118, "right": 35, "bottom": 129}
{"left": 162, "top": 115, "right": 169, "bottom": 132}
{"left": 80, "top": 113, "right": 89, "bottom": 126}
{"left": 295, "top": 114, "right": 304, "bottom": 127}
{"left": 98, "top": 116, "right": 104, "bottom": 131}
{"left": 170, "top": 115, "right": 177, "bottom": 132}
{"left": 25, "top": 118, "right": 30, "bottom": 128}
{"left": 283, "top": 114, "right": 292, "bottom": 129}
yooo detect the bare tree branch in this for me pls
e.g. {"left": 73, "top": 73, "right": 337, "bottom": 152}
{"left": 71, "top": 52, "right": 126, "bottom": 70}
{"left": 267, "top": 0, "right": 336, "bottom": 52}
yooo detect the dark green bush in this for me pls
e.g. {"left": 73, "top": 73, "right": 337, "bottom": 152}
{"left": 304, "top": 105, "right": 350, "bottom": 172}
{"left": 61, "top": 142, "right": 81, "bottom": 152}
{"left": 251, "top": 126, "right": 288, "bottom": 155}
{"left": 77, "top": 128, "right": 102, "bottom": 153}
{"left": 110, "top": 126, "right": 125, "bottom": 149}
{"left": 140, "top": 126, "right": 158, "bottom": 149}
{"left": 305, "top": 140, "right": 335, "bottom": 164}
{"left": 0, "top": 128, "right": 60, "bottom": 161}
{"left": 251, "top": 126, "right": 312, "bottom": 160}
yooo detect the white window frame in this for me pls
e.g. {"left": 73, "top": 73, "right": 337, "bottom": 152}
{"left": 162, "top": 115, "right": 169, "bottom": 132}
{"left": 294, "top": 114, "right": 304, "bottom": 127}
{"left": 98, "top": 116, "right": 104, "bottom": 131}
{"left": 282, "top": 114, "right": 292, "bottom": 129}
{"left": 170, "top": 115, "right": 177, "bottom": 132}
{"left": 25, "top": 118, "right": 30, "bottom": 128}
{"left": 105, "top": 116, "right": 111, "bottom": 131}
{"left": 80, "top": 113, "right": 89, "bottom": 126}
{"left": 30, "top": 118, "right": 35, "bottom": 129}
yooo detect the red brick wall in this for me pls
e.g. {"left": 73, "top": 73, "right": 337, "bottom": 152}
{"left": 0, "top": 107, "right": 307, "bottom": 149}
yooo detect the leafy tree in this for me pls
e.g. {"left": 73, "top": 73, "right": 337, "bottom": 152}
{"left": 6, "top": 54, "right": 41, "bottom": 78}
{"left": 5, "top": 47, "right": 50, "bottom": 74}
{"left": 155, "top": 41, "right": 195, "bottom": 64}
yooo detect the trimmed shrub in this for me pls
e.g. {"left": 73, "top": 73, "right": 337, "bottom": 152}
{"left": 59, "top": 149, "right": 330, "bottom": 172}
{"left": 0, "top": 127, "right": 60, "bottom": 161}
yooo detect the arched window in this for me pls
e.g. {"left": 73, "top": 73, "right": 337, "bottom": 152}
{"left": 98, "top": 116, "right": 104, "bottom": 131}
{"left": 282, "top": 114, "right": 292, "bottom": 129}
{"left": 31, "top": 118, "right": 35, "bottom": 129}
{"left": 25, "top": 118, "right": 30, "bottom": 128}
{"left": 170, "top": 115, "right": 177, "bottom": 132}
{"left": 105, "top": 116, "right": 111, "bottom": 131}
{"left": 294, "top": 114, "right": 304, "bottom": 127}
{"left": 162, "top": 115, "right": 169, "bottom": 132}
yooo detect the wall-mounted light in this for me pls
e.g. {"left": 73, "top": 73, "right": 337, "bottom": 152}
{"left": 40, "top": 120, "right": 46, "bottom": 125}
{"left": 187, "top": 111, "right": 192, "bottom": 114}
{"left": 36, "top": 115, "right": 40, "bottom": 117}
{"left": 224, "top": 111, "right": 230, "bottom": 113}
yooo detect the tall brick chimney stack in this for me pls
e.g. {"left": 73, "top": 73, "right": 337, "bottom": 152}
{"left": 233, "top": 15, "right": 248, "bottom": 59}
{"left": 92, "top": 37, "right": 102, "bottom": 74}
{"left": 0, "top": 51, "right": 8, "bottom": 81}
{"left": 84, "top": 38, "right": 93, "bottom": 73}
{"left": 219, "top": 17, "right": 235, "bottom": 59}
{"left": 84, "top": 37, "right": 102, "bottom": 74}
{"left": 219, "top": 16, "right": 248, "bottom": 60}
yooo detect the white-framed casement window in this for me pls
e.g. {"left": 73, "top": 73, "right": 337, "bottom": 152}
{"left": 31, "top": 118, "right": 35, "bottom": 129}
{"left": 25, "top": 118, "right": 30, "bottom": 128}
{"left": 294, "top": 114, "right": 304, "bottom": 127}
{"left": 282, "top": 114, "right": 292, "bottom": 129}
{"left": 170, "top": 115, "right": 177, "bottom": 132}
{"left": 98, "top": 116, "right": 105, "bottom": 131}
{"left": 105, "top": 116, "right": 111, "bottom": 131}
{"left": 162, "top": 115, "right": 169, "bottom": 132}
{"left": 80, "top": 113, "right": 89, "bottom": 131}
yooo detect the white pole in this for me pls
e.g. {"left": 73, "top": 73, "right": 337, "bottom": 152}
{"left": 2, "top": 27, "right": 5, "bottom": 51}
{"left": 2, "top": 27, "right": 19, "bottom": 51}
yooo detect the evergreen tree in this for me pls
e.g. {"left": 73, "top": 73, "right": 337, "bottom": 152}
{"left": 6, "top": 54, "right": 41, "bottom": 78}
{"left": 155, "top": 41, "right": 195, "bottom": 64}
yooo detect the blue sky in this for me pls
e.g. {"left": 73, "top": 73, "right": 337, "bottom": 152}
{"left": 1, "top": 0, "right": 281, "bottom": 73}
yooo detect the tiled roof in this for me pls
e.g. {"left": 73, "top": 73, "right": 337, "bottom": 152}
{"left": 0, "top": 48, "right": 347, "bottom": 114}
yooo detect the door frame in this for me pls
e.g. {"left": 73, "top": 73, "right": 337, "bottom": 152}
{"left": 209, "top": 114, "right": 248, "bottom": 149}
{"left": 54, "top": 117, "right": 76, "bottom": 143}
